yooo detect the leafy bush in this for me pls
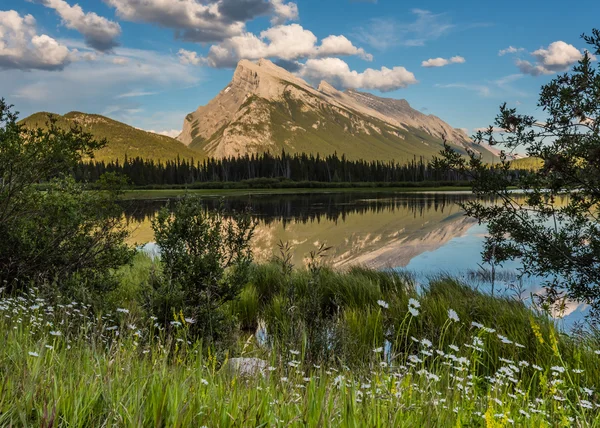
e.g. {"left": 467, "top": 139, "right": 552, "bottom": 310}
{"left": 0, "top": 100, "right": 133, "bottom": 300}
{"left": 148, "top": 196, "right": 255, "bottom": 343}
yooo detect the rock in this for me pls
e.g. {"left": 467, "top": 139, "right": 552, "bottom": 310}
{"left": 224, "top": 358, "right": 268, "bottom": 378}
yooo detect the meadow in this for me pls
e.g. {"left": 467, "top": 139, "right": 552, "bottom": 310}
{"left": 1, "top": 254, "right": 599, "bottom": 427}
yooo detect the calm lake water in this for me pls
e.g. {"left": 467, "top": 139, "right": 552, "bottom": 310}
{"left": 121, "top": 191, "right": 588, "bottom": 327}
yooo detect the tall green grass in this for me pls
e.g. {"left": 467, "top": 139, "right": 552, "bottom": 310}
{"left": 1, "top": 259, "right": 600, "bottom": 426}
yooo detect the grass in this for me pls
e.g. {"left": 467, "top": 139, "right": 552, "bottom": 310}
{"left": 19, "top": 111, "right": 199, "bottom": 163}
{"left": 121, "top": 186, "right": 474, "bottom": 200}
{"left": 1, "top": 255, "right": 600, "bottom": 426}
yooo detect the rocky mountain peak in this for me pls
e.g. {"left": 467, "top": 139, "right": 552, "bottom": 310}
{"left": 178, "top": 58, "right": 494, "bottom": 162}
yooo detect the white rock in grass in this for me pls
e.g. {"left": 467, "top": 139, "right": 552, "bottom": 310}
{"left": 224, "top": 358, "right": 268, "bottom": 378}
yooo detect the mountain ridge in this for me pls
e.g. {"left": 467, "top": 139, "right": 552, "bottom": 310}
{"left": 179, "top": 58, "right": 497, "bottom": 162}
{"left": 19, "top": 111, "right": 200, "bottom": 162}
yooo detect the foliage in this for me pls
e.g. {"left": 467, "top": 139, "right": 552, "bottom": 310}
{"left": 2, "top": 275, "right": 600, "bottom": 426}
{"left": 0, "top": 100, "right": 133, "bottom": 298}
{"left": 74, "top": 151, "right": 476, "bottom": 187}
{"left": 149, "top": 196, "right": 256, "bottom": 343}
{"left": 433, "top": 30, "right": 600, "bottom": 316}
{"left": 240, "top": 262, "right": 584, "bottom": 373}
{"left": 19, "top": 111, "right": 199, "bottom": 163}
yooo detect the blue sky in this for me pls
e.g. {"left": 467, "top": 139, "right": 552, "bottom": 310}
{"left": 1, "top": 0, "right": 598, "bottom": 137}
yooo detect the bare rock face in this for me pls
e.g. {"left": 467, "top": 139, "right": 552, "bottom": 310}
{"left": 344, "top": 89, "right": 470, "bottom": 147}
{"left": 179, "top": 58, "right": 496, "bottom": 161}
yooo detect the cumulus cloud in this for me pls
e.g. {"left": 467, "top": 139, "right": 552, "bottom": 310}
{"left": 35, "top": 0, "right": 121, "bottom": 51}
{"left": 270, "top": 0, "right": 299, "bottom": 24}
{"left": 421, "top": 55, "right": 465, "bottom": 67}
{"left": 178, "top": 48, "right": 202, "bottom": 65}
{"left": 0, "top": 10, "right": 71, "bottom": 70}
{"left": 195, "top": 24, "right": 371, "bottom": 68}
{"left": 516, "top": 41, "right": 593, "bottom": 76}
{"left": 318, "top": 35, "right": 372, "bottom": 61}
{"left": 105, "top": 0, "right": 298, "bottom": 43}
{"left": 297, "top": 57, "right": 417, "bottom": 92}
{"left": 498, "top": 46, "right": 524, "bottom": 56}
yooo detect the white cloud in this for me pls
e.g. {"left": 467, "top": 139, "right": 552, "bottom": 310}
{"left": 474, "top": 126, "right": 507, "bottom": 133}
{"left": 36, "top": 0, "right": 121, "bottom": 51}
{"left": 498, "top": 46, "right": 524, "bottom": 56}
{"left": 105, "top": 0, "right": 298, "bottom": 42}
{"left": 112, "top": 56, "right": 129, "bottom": 65}
{"left": 270, "top": 0, "right": 299, "bottom": 25}
{"left": 2, "top": 43, "right": 201, "bottom": 130}
{"left": 298, "top": 57, "right": 417, "bottom": 92}
{"left": 116, "top": 90, "right": 158, "bottom": 98}
{"left": 318, "top": 35, "right": 372, "bottom": 61}
{"left": 147, "top": 129, "right": 181, "bottom": 138}
{"left": 198, "top": 24, "right": 371, "bottom": 68}
{"left": 178, "top": 48, "right": 202, "bottom": 65}
{"left": 421, "top": 55, "right": 465, "bottom": 67}
{"left": 0, "top": 10, "right": 71, "bottom": 70}
{"left": 517, "top": 41, "right": 592, "bottom": 76}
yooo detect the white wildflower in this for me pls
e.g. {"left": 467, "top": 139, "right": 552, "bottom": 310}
{"left": 116, "top": 308, "right": 129, "bottom": 314}
{"left": 408, "top": 306, "right": 419, "bottom": 317}
{"left": 373, "top": 347, "right": 384, "bottom": 353}
{"left": 377, "top": 300, "right": 389, "bottom": 309}
{"left": 49, "top": 331, "right": 62, "bottom": 336}
{"left": 28, "top": 351, "right": 39, "bottom": 357}
{"left": 448, "top": 309, "right": 459, "bottom": 322}
{"left": 408, "top": 298, "right": 420, "bottom": 308}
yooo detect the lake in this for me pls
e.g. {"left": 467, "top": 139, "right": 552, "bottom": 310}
{"left": 121, "top": 191, "right": 588, "bottom": 327}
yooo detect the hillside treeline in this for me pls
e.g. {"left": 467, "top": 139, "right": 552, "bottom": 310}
{"left": 74, "top": 151, "right": 527, "bottom": 186}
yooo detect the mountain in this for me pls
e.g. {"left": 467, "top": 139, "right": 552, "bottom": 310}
{"left": 19, "top": 111, "right": 199, "bottom": 162}
{"left": 179, "top": 58, "right": 497, "bottom": 162}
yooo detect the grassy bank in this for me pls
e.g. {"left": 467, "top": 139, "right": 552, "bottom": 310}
{"left": 1, "top": 255, "right": 599, "bottom": 426}
{"left": 122, "top": 186, "right": 473, "bottom": 200}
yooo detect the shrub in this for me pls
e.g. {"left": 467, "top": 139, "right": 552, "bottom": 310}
{"left": 148, "top": 196, "right": 255, "bottom": 344}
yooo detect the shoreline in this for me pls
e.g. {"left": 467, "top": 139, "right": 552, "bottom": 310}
{"left": 122, "top": 186, "right": 474, "bottom": 200}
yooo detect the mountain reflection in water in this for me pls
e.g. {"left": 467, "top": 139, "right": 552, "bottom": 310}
{"left": 120, "top": 191, "right": 588, "bottom": 326}
{"left": 121, "top": 192, "right": 476, "bottom": 269}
